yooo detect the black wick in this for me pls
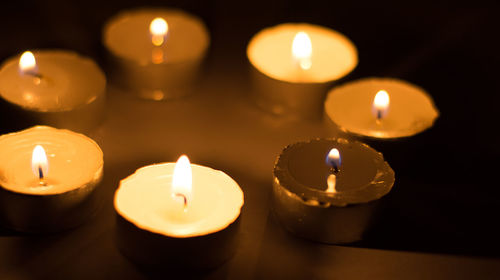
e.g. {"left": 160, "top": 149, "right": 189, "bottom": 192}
{"left": 38, "top": 166, "right": 44, "bottom": 180}
{"left": 29, "top": 72, "right": 43, "bottom": 80}
{"left": 38, "top": 166, "right": 47, "bottom": 186}
{"left": 330, "top": 165, "right": 339, "bottom": 174}
{"left": 174, "top": 193, "right": 188, "bottom": 209}
{"left": 23, "top": 68, "right": 43, "bottom": 80}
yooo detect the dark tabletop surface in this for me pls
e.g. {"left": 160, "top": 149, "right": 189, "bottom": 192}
{"left": 1, "top": 0, "right": 500, "bottom": 279}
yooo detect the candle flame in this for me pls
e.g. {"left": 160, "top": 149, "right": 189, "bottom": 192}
{"left": 172, "top": 155, "right": 192, "bottom": 206}
{"left": 19, "top": 51, "right": 37, "bottom": 75}
{"left": 326, "top": 148, "right": 341, "bottom": 173}
{"left": 292, "top": 32, "right": 312, "bottom": 70}
{"left": 373, "top": 90, "right": 390, "bottom": 120}
{"left": 150, "top": 17, "right": 168, "bottom": 46}
{"left": 31, "top": 145, "right": 48, "bottom": 180}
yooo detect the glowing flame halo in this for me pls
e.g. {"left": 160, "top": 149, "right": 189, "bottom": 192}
{"left": 373, "top": 90, "right": 390, "bottom": 120}
{"left": 31, "top": 145, "right": 48, "bottom": 180}
{"left": 150, "top": 17, "right": 168, "bottom": 46}
{"left": 292, "top": 31, "right": 312, "bottom": 70}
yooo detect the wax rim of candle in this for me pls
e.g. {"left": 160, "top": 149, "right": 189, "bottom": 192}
{"left": 0, "top": 50, "right": 106, "bottom": 112}
{"left": 325, "top": 77, "right": 440, "bottom": 139}
{"left": 0, "top": 126, "right": 104, "bottom": 195}
{"left": 274, "top": 138, "right": 395, "bottom": 206}
{"left": 247, "top": 23, "right": 358, "bottom": 84}
{"left": 114, "top": 162, "right": 244, "bottom": 238}
{"left": 103, "top": 8, "right": 210, "bottom": 65}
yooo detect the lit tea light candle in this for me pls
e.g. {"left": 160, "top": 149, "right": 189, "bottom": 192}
{"left": 324, "top": 78, "right": 440, "bottom": 173}
{"left": 0, "top": 126, "right": 104, "bottom": 233}
{"left": 272, "top": 138, "right": 394, "bottom": 244}
{"left": 103, "top": 8, "right": 210, "bottom": 100}
{"left": 247, "top": 23, "right": 358, "bottom": 119}
{"left": 0, "top": 50, "right": 106, "bottom": 132}
{"left": 324, "top": 77, "right": 439, "bottom": 139}
{"left": 114, "top": 155, "right": 244, "bottom": 269}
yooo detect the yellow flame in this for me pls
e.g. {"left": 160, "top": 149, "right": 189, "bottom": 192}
{"left": 31, "top": 145, "right": 48, "bottom": 179}
{"left": 172, "top": 155, "right": 192, "bottom": 202}
{"left": 150, "top": 17, "right": 168, "bottom": 46}
{"left": 19, "top": 51, "right": 37, "bottom": 74}
{"left": 327, "top": 148, "right": 340, "bottom": 163}
{"left": 292, "top": 32, "right": 312, "bottom": 70}
{"left": 373, "top": 90, "right": 390, "bottom": 119}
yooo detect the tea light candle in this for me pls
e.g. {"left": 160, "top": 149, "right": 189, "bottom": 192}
{"left": 103, "top": 8, "right": 210, "bottom": 100}
{"left": 324, "top": 77, "right": 439, "bottom": 139}
{"left": 0, "top": 50, "right": 106, "bottom": 132}
{"left": 114, "top": 156, "right": 244, "bottom": 269}
{"left": 247, "top": 23, "right": 358, "bottom": 119}
{"left": 0, "top": 126, "right": 104, "bottom": 233}
{"left": 324, "top": 78, "right": 440, "bottom": 174}
{"left": 272, "top": 138, "right": 394, "bottom": 244}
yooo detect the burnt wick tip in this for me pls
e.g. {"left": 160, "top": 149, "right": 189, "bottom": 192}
{"left": 174, "top": 193, "right": 188, "bottom": 208}
{"left": 38, "top": 166, "right": 44, "bottom": 180}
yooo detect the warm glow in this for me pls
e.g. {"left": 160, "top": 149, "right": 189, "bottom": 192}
{"left": 325, "top": 148, "right": 341, "bottom": 172}
{"left": 326, "top": 174, "right": 337, "bottom": 194}
{"left": 373, "top": 90, "right": 390, "bottom": 119}
{"left": 31, "top": 145, "right": 48, "bottom": 180}
{"left": 172, "top": 155, "right": 192, "bottom": 205}
{"left": 292, "top": 32, "right": 312, "bottom": 70}
{"left": 19, "top": 51, "right": 37, "bottom": 74}
{"left": 151, "top": 48, "right": 164, "bottom": 64}
{"left": 150, "top": 17, "right": 168, "bottom": 46}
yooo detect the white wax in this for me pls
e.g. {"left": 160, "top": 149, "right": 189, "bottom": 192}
{"left": 114, "top": 163, "right": 244, "bottom": 238}
{"left": 103, "top": 9, "right": 209, "bottom": 65}
{"left": 0, "top": 50, "right": 106, "bottom": 112}
{"left": 247, "top": 23, "right": 358, "bottom": 83}
{"left": 325, "top": 78, "right": 439, "bottom": 138}
{"left": 0, "top": 126, "right": 103, "bottom": 195}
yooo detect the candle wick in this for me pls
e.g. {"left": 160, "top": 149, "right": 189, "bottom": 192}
{"left": 330, "top": 165, "right": 339, "bottom": 174}
{"left": 38, "top": 166, "right": 44, "bottom": 180}
{"left": 22, "top": 69, "right": 43, "bottom": 79}
{"left": 376, "top": 110, "right": 384, "bottom": 125}
{"left": 174, "top": 193, "right": 188, "bottom": 210}
{"left": 38, "top": 166, "right": 47, "bottom": 186}
{"left": 30, "top": 72, "right": 42, "bottom": 79}
{"left": 23, "top": 71, "right": 43, "bottom": 85}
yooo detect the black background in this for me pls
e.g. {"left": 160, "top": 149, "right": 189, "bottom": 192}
{"left": 1, "top": 0, "right": 500, "bottom": 279}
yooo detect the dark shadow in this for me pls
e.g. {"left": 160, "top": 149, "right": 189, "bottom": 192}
{"left": 356, "top": 178, "right": 500, "bottom": 257}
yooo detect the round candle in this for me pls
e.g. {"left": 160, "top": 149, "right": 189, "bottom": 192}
{"left": 103, "top": 8, "right": 210, "bottom": 100}
{"left": 114, "top": 156, "right": 244, "bottom": 269}
{"left": 247, "top": 23, "right": 358, "bottom": 119}
{"left": 324, "top": 77, "right": 439, "bottom": 139}
{"left": 272, "top": 138, "right": 394, "bottom": 244}
{"left": 0, "top": 126, "right": 104, "bottom": 232}
{"left": 0, "top": 50, "right": 106, "bottom": 132}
